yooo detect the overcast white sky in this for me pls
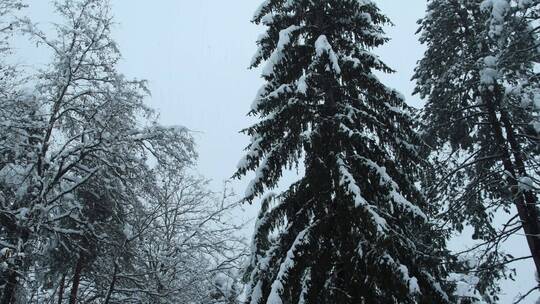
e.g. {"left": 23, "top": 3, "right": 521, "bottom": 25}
{"left": 19, "top": 1, "right": 536, "bottom": 302}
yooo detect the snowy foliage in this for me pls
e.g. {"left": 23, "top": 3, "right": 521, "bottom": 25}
{"left": 0, "top": 1, "right": 245, "bottom": 303}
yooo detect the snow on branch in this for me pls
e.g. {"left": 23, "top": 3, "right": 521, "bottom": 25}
{"left": 480, "top": 0, "right": 510, "bottom": 38}
{"left": 262, "top": 25, "right": 302, "bottom": 77}
{"left": 359, "top": 157, "right": 427, "bottom": 221}
{"left": 336, "top": 156, "right": 388, "bottom": 235}
{"left": 314, "top": 35, "right": 341, "bottom": 74}
{"left": 381, "top": 254, "right": 422, "bottom": 296}
{"left": 267, "top": 227, "right": 310, "bottom": 304}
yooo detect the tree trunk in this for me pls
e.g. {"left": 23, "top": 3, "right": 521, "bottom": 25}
{"left": 499, "top": 110, "right": 540, "bottom": 276}
{"left": 69, "top": 255, "right": 85, "bottom": 304}
{"left": 103, "top": 261, "right": 118, "bottom": 304}
{"left": 58, "top": 273, "right": 66, "bottom": 304}
{"left": 1, "top": 268, "right": 17, "bottom": 304}
{"left": 483, "top": 86, "right": 540, "bottom": 277}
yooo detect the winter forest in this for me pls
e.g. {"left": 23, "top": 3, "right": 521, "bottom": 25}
{"left": 0, "top": 0, "right": 539, "bottom": 303}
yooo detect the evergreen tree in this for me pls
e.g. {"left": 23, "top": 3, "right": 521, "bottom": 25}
{"left": 414, "top": 0, "right": 540, "bottom": 300}
{"left": 235, "top": 1, "right": 454, "bottom": 303}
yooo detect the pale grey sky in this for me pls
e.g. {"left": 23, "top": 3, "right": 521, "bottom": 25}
{"left": 18, "top": 1, "right": 536, "bottom": 302}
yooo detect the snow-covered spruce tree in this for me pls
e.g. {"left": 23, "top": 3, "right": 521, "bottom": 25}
{"left": 235, "top": 1, "right": 454, "bottom": 303}
{"left": 414, "top": 0, "right": 540, "bottom": 298}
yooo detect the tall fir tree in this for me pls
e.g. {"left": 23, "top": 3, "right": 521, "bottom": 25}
{"left": 414, "top": 0, "right": 540, "bottom": 299}
{"left": 235, "top": 1, "right": 454, "bottom": 303}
